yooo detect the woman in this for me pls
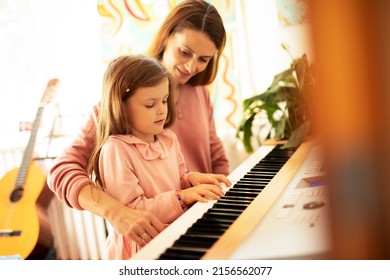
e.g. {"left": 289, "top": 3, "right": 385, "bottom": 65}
{"left": 48, "top": 0, "right": 229, "bottom": 250}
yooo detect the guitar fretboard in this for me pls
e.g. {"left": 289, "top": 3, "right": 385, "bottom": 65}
{"left": 15, "top": 107, "right": 44, "bottom": 189}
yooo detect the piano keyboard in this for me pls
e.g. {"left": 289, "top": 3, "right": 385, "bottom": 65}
{"left": 157, "top": 144, "right": 296, "bottom": 260}
{"left": 132, "top": 143, "right": 302, "bottom": 260}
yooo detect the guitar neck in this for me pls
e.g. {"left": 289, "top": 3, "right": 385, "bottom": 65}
{"left": 15, "top": 106, "right": 45, "bottom": 189}
{"left": 13, "top": 78, "right": 59, "bottom": 190}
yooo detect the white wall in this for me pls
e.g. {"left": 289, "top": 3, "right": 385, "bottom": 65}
{"left": 0, "top": 0, "right": 104, "bottom": 135}
{"left": 239, "top": 0, "right": 312, "bottom": 97}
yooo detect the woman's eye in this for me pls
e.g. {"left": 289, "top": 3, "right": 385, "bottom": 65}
{"left": 180, "top": 49, "right": 190, "bottom": 56}
{"left": 145, "top": 104, "right": 154, "bottom": 108}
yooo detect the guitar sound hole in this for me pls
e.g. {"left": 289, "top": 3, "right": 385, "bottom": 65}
{"left": 10, "top": 188, "right": 24, "bottom": 202}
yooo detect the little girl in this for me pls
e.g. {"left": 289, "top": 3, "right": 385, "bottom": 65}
{"left": 87, "top": 55, "right": 230, "bottom": 260}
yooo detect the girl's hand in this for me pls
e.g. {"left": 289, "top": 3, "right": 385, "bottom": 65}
{"left": 179, "top": 183, "right": 224, "bottom": 205}
{"left": 188, "top": 172, "right": 231, "bottom": 188}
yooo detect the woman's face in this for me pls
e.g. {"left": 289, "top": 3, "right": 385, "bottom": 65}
{"left": 162, "top": 28, "right": 217, "bottom": 85}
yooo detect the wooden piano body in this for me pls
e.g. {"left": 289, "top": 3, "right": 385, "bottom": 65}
{"left": 133, "top": 141, "right": 330, "bottom": 260}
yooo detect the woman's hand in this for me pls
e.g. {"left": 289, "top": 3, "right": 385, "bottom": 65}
{"left": 109, "top": 204, "right": 167, "bottom": 247}
{"left": 79, "top": 184, "right": 166, "bottom": 247}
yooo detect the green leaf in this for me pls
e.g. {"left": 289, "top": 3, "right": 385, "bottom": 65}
{"left": 237, "top": 114, "right": 256, "bottom": 153}
{"left": 269, "top": 68, "right": 294, "bottom": 88}
{"left": 243, "top": 95, "right": 261, "bottom": 111}
{"left": 260, "top": 103, "right": 280, "bottom": 121}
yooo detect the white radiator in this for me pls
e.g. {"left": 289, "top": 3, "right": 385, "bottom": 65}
{"left": 47, "top": 198, "right": 108, "bottom": 260}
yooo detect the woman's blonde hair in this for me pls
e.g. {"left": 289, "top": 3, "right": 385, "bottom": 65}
{"left": 88, "top": 55, "right": 175, "bottom": 189}
{"left": 147, "top": 0, "right": 226, "bottom": 86}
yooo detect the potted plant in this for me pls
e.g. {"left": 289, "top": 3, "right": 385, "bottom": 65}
{"left": 236, "top": 43, "right": 316, "bottom": 153}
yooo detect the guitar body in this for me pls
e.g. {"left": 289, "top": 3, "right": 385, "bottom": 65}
{"left": 0, "top": 163, "right": 46, "bottom": 259}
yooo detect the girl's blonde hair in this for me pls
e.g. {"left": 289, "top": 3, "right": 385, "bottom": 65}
{"left": 147, "top": 0, "right": 226, "bottom": 86}
{"left": 88, "top": 55, "right": 175, "bottom": 189}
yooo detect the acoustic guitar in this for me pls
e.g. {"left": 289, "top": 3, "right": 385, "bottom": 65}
{"left": 0, "top": 79, "right": 59, "bottom": 259}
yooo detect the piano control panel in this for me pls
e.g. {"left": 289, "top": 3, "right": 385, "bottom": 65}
{"left": 275, "top": 160, "right": 326, "bottom": 221}
{"left": 230, "top": 145, "right": 330, "bottom": 260}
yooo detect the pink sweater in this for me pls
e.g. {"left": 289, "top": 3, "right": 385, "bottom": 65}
{"left": 47, "top": 84, "right": 229, "bottom": 209}
{"left": 101, "top": 130, "right": 191, "bottom": 259}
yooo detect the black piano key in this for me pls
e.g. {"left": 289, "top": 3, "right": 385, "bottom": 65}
{"left": 200, "top": 217, "right": 233, "bottom": 226}
{"left": 228, "top": 184, "right": 263, "bottom": 190}
{"left": 260, "top": 159, "right": 289, "bottom": 164}
{"left": 246, "top": 170, "right": 278, "bottom": 176}
{"left": 245, "top": 170, "right": 278, "bottom": 175}
{"left": 202, "top": 211, "right": 240, "bottom": 222}
{"left": 224, "top": 190, "right": 259, "bottom": 198}
{"left": 179, "top": 231, "right": 223, "bottom": 240}
{"left": 236, "top": 178, "right": 269, "bottom": 184}
{"left": 218, "top": 197, "right": 254, "bottom": 205}
{"left": 195, "top": 214, "right": 237, "bottom": 228}
{"left": 210, "top": 206, "right": 249, "bottom": 217}
{"left": 258, "top": 158, "right": 287, "bottom": 164}
{"left": 251, "top": 166, "right": 281, "bottom": 172}
{"left": 209, "top": 208, "right": 243, "bottom": 216}
{"left": 259, "top": 156, "right": 288, "bottom": 161}
{"left": 240, "top": 179, "right": 271, "bottom": 185}
{"left": 252, "top": 164, "right": 284, "bottom": 169}
{"left": 234, "top": 179, "right": 268, "bottom": 185}
{"left": 159, "top": 248, "right": 207, "bottom": 260}
{"left": 192, "top": 217, "right": 232, "bottom": 227}
{"left": 213, "top": 202, "right": 248, "bottom": 211}
{"left": 257, "top": 159, "right": 286, "bottom": 164}
{"left": 216, "top": 195, "right": 253, "bottom": 201}
{"left": 243, "top": 173, "right": 275, "bottom": 180}
{"left": 188, "top": 224, "right": 228, "bottom": 235}
{"left": 247, "top": 168, "right": 279, "bottom": 173}
{"left": 172, "top": 235, "right": 218, "bottom": 248}
{"left": 188, "top": 221, "right": 230, "bottom": 234}
{"left": 228, "top": 187, "right": 264, "bottom": 193}
{"left": 226, "top": 187, "right": 260, "bottom": 193}
{"left": 247, "top": 167, "right": 279, "bottom": 173}
{"left": 160, "top": 235, "right": 225, "bottom": 259}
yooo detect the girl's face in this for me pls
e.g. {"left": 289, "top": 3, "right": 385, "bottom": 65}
{"left": 162, "top": 28, "right": 217, "bottom": 85}
{"left": 126, "top": 78, "right": 169, "bottom": 143}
